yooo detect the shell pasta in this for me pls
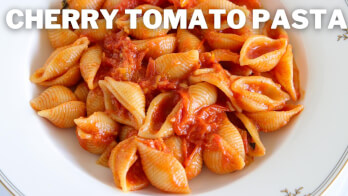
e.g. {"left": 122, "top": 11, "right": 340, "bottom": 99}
{"left": 30, "top": 0, "right": 304, "bottom": 194}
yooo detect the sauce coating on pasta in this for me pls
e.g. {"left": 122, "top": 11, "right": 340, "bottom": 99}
{"left": 30, "top": 0, "right": 304, "bottom": 193}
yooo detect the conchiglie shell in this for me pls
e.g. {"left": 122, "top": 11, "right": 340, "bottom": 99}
{"left": 155, "top": 50, "right": 199, "bottom": 80}
{"left": 177, "top": 29, "right": 205, "bottom": 52}
{"left": 203, "top": 134, "right": 245, "bottom": 174}
{"left": 189, "top": 68, "right": 240, "bottom": 112}
{"left": 116, "top": 15, "right": 170, "bottom": 40}
{"left": 30, "top": 85, "right": 77, "bottom": 111}
{"left": 231, "top": 76, "right": 290, "bottom": 112}
{"left": 185, "top": 146, "right": 203, "bottom": 180}
{"left": 217, "top": 115, "right": 245, "bottom": 159}
{"left": 67, "top": 0, "right": 105, "bottom": 11}
{"left": 102, "top": 0, "right": 139, "bottom": 12}
{"left": 210, "top": 49, "right": 240, "bottom": 64}
{"left": 164, "top": 136, "right": 184, "bottom": 164}
{"left": 47, "top": 29, "right": 78, "bottom": 48}
{"left": 38, "top": 101, "right": 86, "bottom": 128}
{"left": 116, "top": 4, "right": 170, "bottom": 39}
{"left": 109, "top": 137, "right": 149, "bottom": 192}
{"left": 188, "top": 82, "right": 218, "bottom": 112}
{"left": 132, "top": 34, "right": 176, "bottom": 59}
{"left": 231, "top": 0, "right": 261, "bottom": 10}
{"left": 76, "top": 127, "right": 115, "bottom": 154}
{"left": 37, "top": 65, "right": 81, "bottom": 87}
{"left": 75, "top": 19, "right": 111, "bottom": 42}
{"left": 100, "top": 81, "right": 135, "bottom": 127}
{"left": 99, "top": 77, "right": 145, "bottom": 129}
{"left": 138, "top": 92, "right": 179, "bottom": 139}
{"left": 228, "top": 62, "right": 253, "bottom": 76}
{"left": 189, "top": 0, "right": 249, "bottom": 17}
{"left": 74, "top": 82, "right": 89, "bottom": 102}
{"left": 80, "top": 45, "right": 102, "bottom": 89}
{"left": 245, "top": 104, "right": 304, "bottom": 132}
{"left": 30, "top": 37, "right": 89, "bottom": 84}
{"left": 86, "top": 87, "right": 105, "bottom": 116}
{"left": 293, "top": 61, "right": 301, "bottom": 100}
{"left": 119, "top": 125, "right": 138, "bottom": 141}
{"left": 74, "top": 112, "right": 119, "bottom": 135}
{"left": 137, "top": 142, "right": 190, "bottom": 194}
{"left": 75, "top": 112, "right": 118, "bottom": 154}
{"left": 273, "top": 44, "right": 298, "bottom": 101}
{"left": 235, "top": 112, "right": 265, "bottom": 157}
{"left": 204, "top": 30, "right": 247, "bottom": 52}
{"left": 240, "top": 35, "right": 288, "bottom": 72}
{"left": 97, "top": 141, "right": 117, "bottom": 167}
{"left": 262, "top": 20, "right": 288, "bottom": 40}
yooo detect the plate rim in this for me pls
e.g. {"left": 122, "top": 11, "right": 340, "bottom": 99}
{"left": 1, "top": 145, "right": 347, "bottom": 196}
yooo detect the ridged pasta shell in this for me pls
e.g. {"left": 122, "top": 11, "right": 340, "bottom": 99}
{"left": 119, "top": 125, "right": 138, "bottom": 141}
{"left": 86, "top": 87, "right": 105, "bottom": 116}
{"left": 263, "top": 20, "right": 288, "bottom": 40}
{"left": 217, "top": 115, "right": 245, "bottom": 159}
{"left": 273, "top": 44, "right": 298, "bottom": 101}
{"left": 74, "top": 82, "right": 89, "bottom": 102}
{"left": 76, "top": 127, "right": 115, "bottom": 154}
{"left": 99, "top": 77, "right": 145, "bottom": 129}
{"left": 80, "top": 45, "right": 102, "bottom": 89}
{"left": 38, "top": 101, "right": 86, "bottom": 128}
{"left": 204, "top": 30, "right": 247, "bottom": 52}
{"left": 30, "top": 37, "right": 89, "bottom": 84}
{"left": 189, "top": 0, "right": 249, "bottom": 16}
{"left": 109, "top": 137, "right": 149, "bottom": 192}
{"left": 177, "top": 29, "right": 205, "bottom": 52}
{"left": 164, "top": 136, "right": 184, "bottom": 164}
{"left": 75, "top": 112, "right": 119, "bottom": 154}
{"left": 132, "top": 34, "right": 176, "bottom": 59}
{"left": 37, "top": 65, "right": 81, "bottom": 87}
{"left": 75, "top": 19, "right": 111, "bottom": 42}
{"left": 116, "top": 12, "right": 170, "bottom": 40}
{"left": 235, "top": 112, "right": 265, "bottom": 156}
{"left": 188, "top": 82, "right": 218, "bottom": 112}
{"left": 228, "top": 62, "right": 253, "bottom": 76}
{"left": 67, "top": 0, "right": 105, "bottom": 12}
{"left": 74, "top": 112, "right": 119, "bottom": 135}
{"left": 138, "top": 92, "right": 179, "bottom": 139}
{"left": 185, "top": 146, "right": 203, "bottom": 180}
{"left": 245, "top": 104, "right": 304, "bottom": 132}
{"left": 30, "top": 85, "right": 77, "bottom": 111}
{"left": 210, "top": 49, "right": 240, "bottom": 63}
{"left": 47, "top": 29, "right": 78, "bottom": 49}
{"left": 102, "top": 0, "right": 138, "bottom": 12}
{"left": 203, "top": 134, "right": 245, "bottom": 174}
{"left": 239, "top": 35, "right": 288, "bottom": 72}
{"left": 189, "top": 68, "right": 240, "bottom": 112}
{"left": 155, "top": 50, "right": 199, "bottom": 80}
{"left": 231, "top": 76, "right": 290, "bottom": 112}
{"left": 137, "top": 142, "right": 190, "bottom": 194}
{"left": 96, "top": 141, "right": 117, "bottom": 167}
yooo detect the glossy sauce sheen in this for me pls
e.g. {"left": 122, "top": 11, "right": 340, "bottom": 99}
{"left": 28, "top": 0, "right": 305, "bottom": 193}
{"left": 246, "top": 41, "right": 283, "bottom": 59}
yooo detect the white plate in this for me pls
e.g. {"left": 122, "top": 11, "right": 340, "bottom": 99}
{"left": 0, "top": 0, "right": 348, "bottom": 195}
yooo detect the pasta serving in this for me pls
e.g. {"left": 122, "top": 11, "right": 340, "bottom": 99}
{"left": 30, "top": 0, "right": 304, "bottom": 193}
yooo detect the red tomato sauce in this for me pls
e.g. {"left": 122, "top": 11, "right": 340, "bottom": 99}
{"left": 138, "top": 58, "right": 181, "bottom": 103}
{"left": 126, "top": 160, "right": 148, "bottom": 187}
{"left": 173, "top": 87, "right": 229, "bottom": 144}
{"left": 151, "top": 94, "right": 180, "bottom": 131}
{"left": 107, "top": 95, "right": 134, "bottom": 122}
{"left": 101, "top": 32, "right": 145, "bottom": 81}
